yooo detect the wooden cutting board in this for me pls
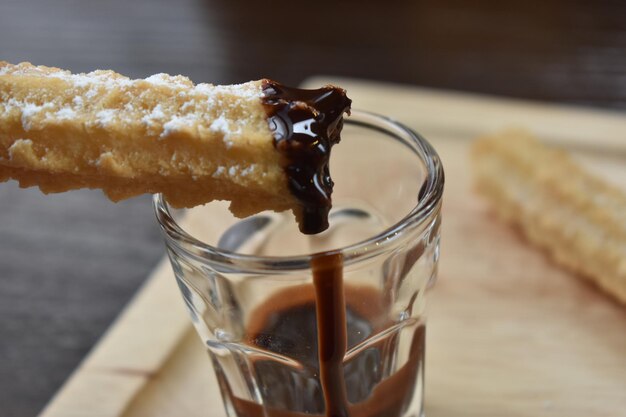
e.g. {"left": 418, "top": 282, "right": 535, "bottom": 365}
{"left": 40, "top": 78, "right": 626, "bottom": 417}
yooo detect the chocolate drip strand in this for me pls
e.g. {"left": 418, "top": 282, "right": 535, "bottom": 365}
{"left": 312, "top": 253, "right": 350, "bottom": 417}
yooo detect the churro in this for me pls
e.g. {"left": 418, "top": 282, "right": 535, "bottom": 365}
{"left": 0, "top": 62, "right": 351, "bottom": 233}
{"left": 472, "top": 129, "right": 626, "bottom": 304}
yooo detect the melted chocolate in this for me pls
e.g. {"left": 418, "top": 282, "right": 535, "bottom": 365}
{"left": 311, "top": 253, "right": 350, "bottom": 417}
{"left": 239, "top": 265, "right": 424, "bottom": 417}
{"left": 262, "top": 81, "right": 351, "bottom": 235}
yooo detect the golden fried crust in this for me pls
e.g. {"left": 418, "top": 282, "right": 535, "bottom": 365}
{"left": 0, "top": 61, "right": 296, "bottom": 217}
{"left": 472, "top": 129, "right": 626, "bottom": 305}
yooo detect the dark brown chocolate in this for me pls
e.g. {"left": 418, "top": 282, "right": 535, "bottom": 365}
{"left": 311, "top": 253, "right": 350, "bottom": 417}
{"left": 262, "top": 81, "right": 351, "bottom": 235}
{"left": 238, "top": 276, "right": 424, "bottom": 417}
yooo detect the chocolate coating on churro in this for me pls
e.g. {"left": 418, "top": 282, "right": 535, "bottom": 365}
{"left": 262, "top": 81, "right": 351, "bottom": 234}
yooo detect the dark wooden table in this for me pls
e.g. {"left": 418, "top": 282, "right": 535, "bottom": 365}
{"left": 1, "top": 0, "right": 625, "bottom": 415}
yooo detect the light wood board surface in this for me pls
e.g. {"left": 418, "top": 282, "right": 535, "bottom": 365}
{"left": 40, "top": 79, "right": 626, "bottom": 417}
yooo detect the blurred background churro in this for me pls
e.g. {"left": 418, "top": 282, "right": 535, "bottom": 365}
{"left": 472, "top": 130, "right": 626, "bottom": 305}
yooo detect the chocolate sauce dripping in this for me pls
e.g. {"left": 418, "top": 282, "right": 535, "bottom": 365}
{"left": 262, "top": 81, "right": 351, "bottom": 235}
{"left": 240, "top": 283, "right": 424, "bottom": 417}
{"left": 311, "top": 253, "right": 350, "bottom": 417}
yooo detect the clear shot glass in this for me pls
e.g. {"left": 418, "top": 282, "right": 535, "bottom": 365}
{"left": 154, "top": 110, "right": 444, "bottom": 417}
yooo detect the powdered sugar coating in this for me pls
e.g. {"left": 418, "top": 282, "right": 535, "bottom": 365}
{"left": 96, "top": 109, "right": 116, "bottom": 127}
{"left": 209, "top": 114, "right": 241, "bottom": 148}
{"left": 21, "top": 102, "right": 54, "bottom": 130}
{"left": 212, "top": 166, "right": 226, "bottom": 178}
{"left": 0, "top": 62, "right": 265, "bottom": 143}
{"left": 56, "top": 107, "right": 76, "bottom": 120}
{"left": 141, "top": 104, "right": 166, "bottom": 131}
{"left": 0, "top": 62, "right": 292, "bottom": 218}
{"left": 7, "top": 138, "right": 33, "bottom": 160}
{"left": 161, "top": 115, "right": 197, "bottom": 138}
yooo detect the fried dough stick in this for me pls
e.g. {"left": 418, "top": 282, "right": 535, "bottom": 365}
{"left": 0, "top": 62, "right": 293, "bottom": 218}
{"left": 472, "top": 130, "right": 626, "bottom": 305}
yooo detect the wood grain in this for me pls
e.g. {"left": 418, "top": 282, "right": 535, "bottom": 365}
{"left": 40, "top": 79, "right": 626, "bottom": 417}
{"left": 39, "top": 258, "right": 190, "bottom": 417}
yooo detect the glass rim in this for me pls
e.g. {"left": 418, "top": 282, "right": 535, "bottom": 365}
{"left": 153, "top": 109, "right": 444, "bottom": 271}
